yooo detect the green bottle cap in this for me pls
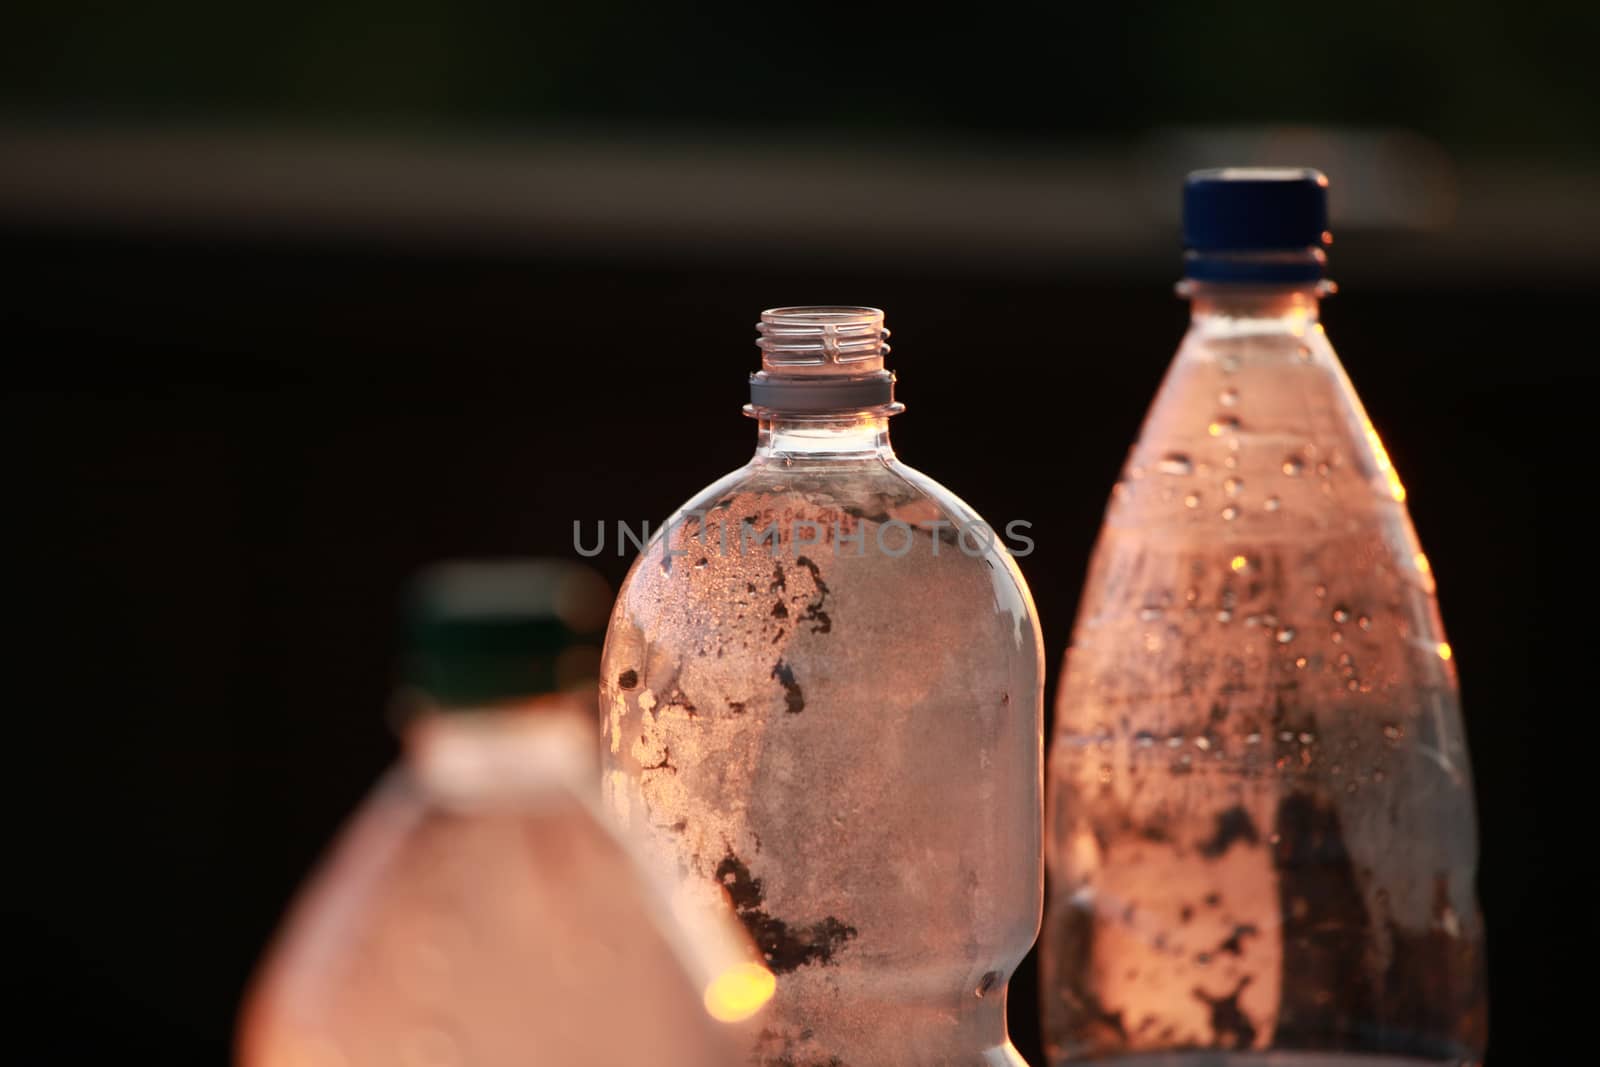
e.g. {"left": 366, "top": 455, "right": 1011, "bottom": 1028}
{"left": 401, "top": 559, "right": 610, "bottom": 709}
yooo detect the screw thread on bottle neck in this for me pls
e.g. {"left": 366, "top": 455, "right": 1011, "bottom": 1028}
{"left": 748, "top": 306, "right": 902, "bottom": 418}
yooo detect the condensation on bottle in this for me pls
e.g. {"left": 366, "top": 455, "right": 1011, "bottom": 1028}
{"left": 599, "top": 308, "right": 1045, "bottom": 1066}
{"left": 1042, "top": 171, "right": 1487, "bottom": 1065}
{"left": 237, "top": 560, "right": 765, "bottom": 1067}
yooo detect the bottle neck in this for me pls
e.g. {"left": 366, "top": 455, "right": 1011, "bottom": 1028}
{"left": 403, "top": 694, "right": 599, "bottom": 804}
{"left": 1184, "top": 281, "right": 1326, "bottom": 338}
{"left": 754, "top": 412, "right": 895, "bottom": 462}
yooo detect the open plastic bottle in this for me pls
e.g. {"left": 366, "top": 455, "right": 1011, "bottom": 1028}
{"left": 599, "top": 307, "right": 1045, "bottom": 1066}
{"left": 238, "top": 559, "right": 769, "bottom": 1067}
{"left": 1042, "top": 171, "right": 1487, "bottom": 1065}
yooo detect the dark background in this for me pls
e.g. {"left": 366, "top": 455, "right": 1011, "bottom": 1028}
{"left": 5, "top": 4, "right": 1591, "bottom": 1064}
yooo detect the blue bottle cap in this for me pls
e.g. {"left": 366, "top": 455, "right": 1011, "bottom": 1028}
{"left": 1183, "top": 168, "right": 1331, "bottom": 283}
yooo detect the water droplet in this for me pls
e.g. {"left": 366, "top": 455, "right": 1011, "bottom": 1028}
{"left": 1157, "top": 453, "right": 1193, "bottom": 476}
{"left": 1356, "top": 615, "right": 1372, "bottom": 632}
{"left": 1166, "top": 735, "right": 1184, "bottom": 749}
{"left": 1382, "top": 723, "right": 1403, "bottom": 741}
{"left": 1245, "top": 732, "right": 1262, "bottom": 745}
{"left": 1332, "top": 606, "right": 1351, "bottom": 623}
{"left": 1098, "top": 764, "right": 1114, "bottom": 784}
{"left": 1135, "top": 731, "right": 1156, "bottom": 748}
{"left": 1276, "top": 627, "right": 1296, "bottom": 643}
{"left": 1220, "top": 505, "right": 1239, "bottom": 521}
{"left": 1224, "top": 454, "right": 1239, "bottom": 470}
{"left": 1278, "top": 730, "right": 1295, "bottom": 743}
{"left": 1208, "top": 415, "right": 1241, "bottom": 436}
{"left": 975, "top": 970, "right": 1001, "bottom": 998}
{"left": 1316, "top": 462, "right": 1331, "bottom": 477}
{"left": 1219, "top": 388, "right": 1239, "bottom": 407}
{"left": 1314, "top": 583, "right": 1327, "bottom": 599}
{"left": 1194, "top": 736, "right": 1211, "bottom": 751}
{"left": 1263, "top": 495, "right": 1281, "bottom": 511}
{"left": 1346, "top": 678, "right": 1360, "bottom": 691}
{"left": 1414, "top": 553, "right": 1438, "bottom": 594}
{"left": 1282, "top": 456, "right": 1305, "bottom": 477}
{"left": 1184, "top": 492, "right": 1201, "bottom": 509}
{"left": 1331, "top": 630, "right": 1344, "bottom": 644}
{"left": 1298, "top": 732, "right": 1315, "bottom": 745}
{"left": 1184, "top": 587, "right": 1199, "bottom": 603}
{"left": 1216, "top": 609, "right": 1233, "bottom": 623}
{"left": 1294, "top": 656, "right": 1308, "bottom": 669}
{"left": 1138, "top": 606, "right": 1164, "bottom": 621}
{"left": 1224, "top": 477, "right": 1243, "bottom": 496}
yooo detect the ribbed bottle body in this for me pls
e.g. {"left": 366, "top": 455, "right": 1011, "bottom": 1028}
{"left": 1042, "top": 307, "right": 1486, "bottom": 1064}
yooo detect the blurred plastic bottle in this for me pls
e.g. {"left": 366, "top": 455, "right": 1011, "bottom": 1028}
{"left": 599, "top": 307, "right": 1044, "bottom": 1066}
{"left": 1042, "top": 171, "right": 1487, "bottom": 1065}
{"left": 238, "top": 559, "right": 768, "bottom": 1067}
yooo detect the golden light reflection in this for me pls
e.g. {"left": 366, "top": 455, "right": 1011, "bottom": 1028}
{"left": 1413, "top": 551, "right": 1437, "bottom": 593}
{"left": 1230, "top": 555, "right": 1248, "bottom": 572}
{"left": 1363, "top": 418, "right": 1407, "bottom": 502}
{"left": 1437, "top": 642, "right": 1453, "bottom": 661}
{"left": 703, "top": 962, "right": 775, "bottom": 1023}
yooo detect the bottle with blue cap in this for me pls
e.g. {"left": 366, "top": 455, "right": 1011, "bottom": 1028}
{"left": 237, "top": 559, "right": 769, "bottom": 1067}
{"left": 1042, "top": 171, "right": 1486, "bottom": 1065}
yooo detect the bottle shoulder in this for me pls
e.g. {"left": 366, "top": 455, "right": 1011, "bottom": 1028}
{"left": 1111, "top": 327, "right": 1431, "bottom": 556}
{"left": 237, "top": 765, "right": 743, "bottom": 1066}
{"left": 608, "top": 455, "right": 1044, "bottom": 669}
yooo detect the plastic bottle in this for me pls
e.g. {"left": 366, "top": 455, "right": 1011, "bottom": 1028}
{"left": 238, "top": 559, "right": 767, "bottom": 1067}
{"left": 599, "top": 307, "right": 1045, "bottom": 1066}
{"left": 1041, "top": 170, "right": 1487, "bottom": 1065}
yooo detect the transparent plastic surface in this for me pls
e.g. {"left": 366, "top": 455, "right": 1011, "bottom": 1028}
{"left": 1042, "top": 287, "right": 1486, "bottom": 1065}
{"left": 601, "top": 413, "right": 1045, "bottom": 1066}
{"left": 238, "top": 703, "right": 753, "bottom": 1067}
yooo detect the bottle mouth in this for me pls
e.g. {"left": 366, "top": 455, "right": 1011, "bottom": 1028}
{"left": 755, "top": 306, "right": 890, "bottom": 369}
{"left": 747, "top": 305, "right": 901, "bottom": 417}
